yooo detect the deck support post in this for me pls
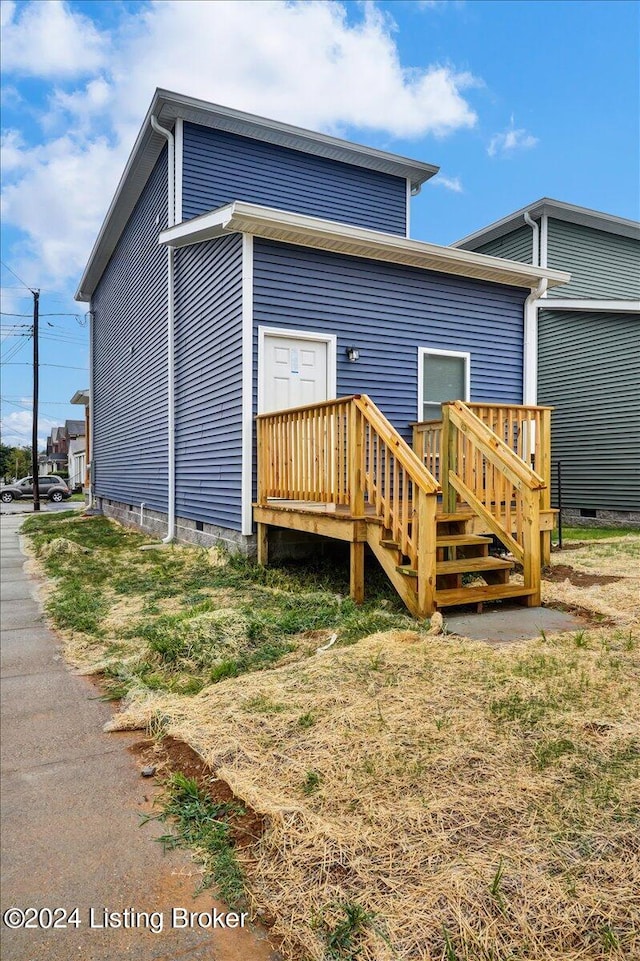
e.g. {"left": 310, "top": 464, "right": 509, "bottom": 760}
{"left": 417, "top": 489, "right": 437, "bottom": 617}
{"left": 541, "top": 530, "right": 551, "bottom": 567}
{"left": 441, "top": 405, "right": 458, "bottom": 514}
{"left": 348, "top": 402, "right": 365, "bottom": 516}
{"left": 257, "top": 523, "right": 269, "bottom": 566}
{"left": 350, "top": 541, "right": 365, "bottom": 605}
{"left": 539, "top": 407, "right": 552, "bottom": 567}
{"left": 522, "top": 492, "right": 541, "bottom": 606}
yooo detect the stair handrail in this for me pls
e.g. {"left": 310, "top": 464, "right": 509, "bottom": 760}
{"left": 446, "top": 401, "right": 546, "bottom": 492}
{"left": 353, "top": 395, "right": 439, "bottom": 617}
{"left": 354, "top": 395, "right": 440, "bottom": 495}
{"left": 442, "top": 400, "right": 543, "bottom": 604}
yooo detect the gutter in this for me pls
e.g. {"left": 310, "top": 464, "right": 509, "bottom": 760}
{"left": 159, "top": 201, "right": 570, "bottom": 290}
{"left": 522, "top": 211, "right": 546, "bottom": 405}
{"left": 150, "top": 115, "right": 176, "bottom": 543}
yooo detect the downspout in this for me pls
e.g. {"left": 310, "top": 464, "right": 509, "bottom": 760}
{"left": 522, "top": 212, "right": 546, "bottom": 405}
{"left": 150, "top": 115, "right": 176, "bottom": 543}
{"left": 88, "top": 310, "right": 95, "bottom": 508}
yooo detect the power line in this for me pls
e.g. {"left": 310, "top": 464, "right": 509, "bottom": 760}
{"left": 2, "top": 362, "right": 88, "bottom": 371}
{"left": 0, "top": 260, "right": 35, "bottom": 293}
{"left": 2, "top": 397, "right": 77, "bottom": 406}
{"left": 1, "top": 336, "right": 31, "bottom": 365}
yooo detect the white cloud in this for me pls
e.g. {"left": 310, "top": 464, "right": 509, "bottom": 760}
{"left": 1, "top": 135, "right": 126, "bottom": 283}
{"left": 0, "top": 410, "right": 58, "bottom": 449}
{"left": 1, "top": 0, "right": 480, "bottom": 290}
{"left": 432, "top": 173, "right": 463, "bottom": 192}
{"left": 0, "top": 129, "right": 26, "bottom": 173}
{"left": 488, "top": 121, "right": 538, "bottom": 157}
{"left": 1, "top": 0, "right": 107, "bottom": 77}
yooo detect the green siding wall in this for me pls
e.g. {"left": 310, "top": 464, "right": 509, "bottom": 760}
{"left": 475, "top": 224, "right": 534, "bottom": 263}
{"left": 546, "top": 220, "right": 640, "bottom": 300}
{"left": 538, "top": 310, "right": 640, "bottom": 512}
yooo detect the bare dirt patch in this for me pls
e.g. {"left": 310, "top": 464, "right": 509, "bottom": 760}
{"left": 128, "top": 735, "right": 267, "bottom": 854}
{"left": 543, "top": 563, "right": 623, "bottom": 587}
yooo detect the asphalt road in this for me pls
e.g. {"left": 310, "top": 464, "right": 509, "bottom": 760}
{"left": 0, "top": 500, "right": 81, "bottom": 516}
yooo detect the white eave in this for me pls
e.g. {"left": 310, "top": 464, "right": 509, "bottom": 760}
{"left": 158, "top": 201, "right": 571, "bottom": 290}
{"left": 453, "top": 197, "right": 640, "bottom": 250}
{"left": 75, "top": 88, "right": 439, "bottom": 302}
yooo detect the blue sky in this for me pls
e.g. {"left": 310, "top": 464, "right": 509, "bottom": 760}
{"left": 1, "top": 0, "right": 638, "bottom": 450}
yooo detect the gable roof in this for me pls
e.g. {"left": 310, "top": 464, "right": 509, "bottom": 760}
{"left": 159, "top": 201, "right": 570, "bottom": 290}
{"left": 453, "top": 198, "right": 640, "bottom": 251}
{"left": 65, "top": 419, "right": 85, "bottom": 437}
{"left": 76, "top": 89, "right": 439, "bottom": 302}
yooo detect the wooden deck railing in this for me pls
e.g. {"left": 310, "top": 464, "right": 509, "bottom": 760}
{"left": 414, "top": 403, "right": 552, "bottom": 500}
{"left": 257, "top": 395, "right": 440, "bottom": 615}
{"left": 413, "top": 401, "right": 553, "bottom": 563}
{"left": 442, "top": 401, "right": 545, "bottom": 604}
{"left": 411, "top": 420, "right": 442, "bottom": 483}
{"left": 256, "top": 396, "right": 355, "bottom": 506}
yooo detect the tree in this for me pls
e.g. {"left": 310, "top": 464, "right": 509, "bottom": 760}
{"left": 0, "top": 445, "right": 32, "bottom": 481}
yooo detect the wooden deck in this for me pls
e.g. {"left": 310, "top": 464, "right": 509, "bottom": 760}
{"left": 255, "top": 396, "right": 554, "bottom": 617}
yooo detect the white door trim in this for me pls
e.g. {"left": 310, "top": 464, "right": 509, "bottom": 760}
{"left": 417, "top": 346, "right": 471, "bottom": 421}
{"left": 257, "top": 325, "right": 337, "bottom": 415}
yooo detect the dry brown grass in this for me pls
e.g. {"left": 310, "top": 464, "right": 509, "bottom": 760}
{"left": 544, "top": 534, "right": 640, "bottom": 628}
{"left": 111, "top": 627, "right": 639, "bottom": 960}
{"left": 26, "top": 517, "right": 640, "bottom": 959}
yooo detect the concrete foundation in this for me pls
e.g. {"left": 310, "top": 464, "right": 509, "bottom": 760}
{"left": 97, "top": 497, "right": 255, "bottom": 555}
{"left": 97, "top": 496, "right": 351, "bottom": 563}
{"left": 561, "top": 507, "right": 640, "bottom": 529}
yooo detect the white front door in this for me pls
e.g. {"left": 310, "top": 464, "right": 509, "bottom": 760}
{"left": 260, "top": 331, "right": 334, "bottom": 413}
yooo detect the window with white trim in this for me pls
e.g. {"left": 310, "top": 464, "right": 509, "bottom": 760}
{"left": 418, "top": 348, "right": 470, "bottom": 421}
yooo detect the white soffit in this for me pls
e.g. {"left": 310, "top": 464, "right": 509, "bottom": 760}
{"left": 159, "top": 201, "right": 571, "bottom": 289}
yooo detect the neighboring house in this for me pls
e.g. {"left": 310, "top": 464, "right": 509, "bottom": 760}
{"left": 70, "top": 389, "right": 91, "bottom": 489}
{"left": 454, "top": 199, "right": 640, "bottom": 526}
{"left": 41, "top": 427, "right": 67, "bottom": 475}
{"left": 65, "top": 418, "right": 86, "bottom": 490}
{"left": 42, "top": 419, "right": 85, "bottom": 481}
{"left": 75, "top": 89, "right": 567, "bottom": 614}
{"left": 46, "top": 426, "right": 67, "bottom": 458}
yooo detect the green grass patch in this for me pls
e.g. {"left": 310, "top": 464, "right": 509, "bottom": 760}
{"left": 22, "top": 514, "right": 419, "bottom": 698}
{"left": 560, "top": 525, "right": 638, "bottom": 542}
{"left": 145, "top": 772, "right": 246, "bottom": 907}
{"left": 317, "top": 901, "right": 386, "bottom": 960}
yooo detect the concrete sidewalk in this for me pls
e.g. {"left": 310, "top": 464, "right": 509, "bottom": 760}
{"left": 0, "top": 515, "right": 278, "bottom": 961}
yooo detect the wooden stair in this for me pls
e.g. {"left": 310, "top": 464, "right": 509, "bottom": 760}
{"left": 375, "top": 512, "right": 533, "bottom": 612}
{"left": 256, "top": 394, "right": 547, "bottom": 619}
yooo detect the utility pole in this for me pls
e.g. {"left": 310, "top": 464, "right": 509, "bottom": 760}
{"left": 31, "top": 290, "right": 40, "bottom": 512}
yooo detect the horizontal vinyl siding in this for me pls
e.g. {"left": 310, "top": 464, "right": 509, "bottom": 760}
{"left": 546, "top": 220, "right": 640, "bottom": 300}
{"left": 538, "top": 310, "right": 640, "bottom": 511}
{"left": 174, "top": 235, "right": 243, "bottom": 531}
{"left": 182, "top": 122, "right": 406, "bottom": 235}
{"left": 474, "top": 225, "right": 534, "bottom": 263}
{"left": 92, "top": 149, "right": 169, "bottom": 510}
{"left": 253, "top": 240, "right": 526, "bottom": 443}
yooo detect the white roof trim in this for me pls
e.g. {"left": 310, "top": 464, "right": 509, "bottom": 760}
{"left": 159, "top": 201, "right": 571, "bottom": 290}
{"left": 534, "top": 298, "right": 640, "bottom": 312}
{"left": 157, "top": 90, "right": 439, "bottom": 186}
{"left": 453, "top": 197, "right": 640, "bottom": 250}
{"left": 75, "top": 89, "right": 438, "bottom": 302}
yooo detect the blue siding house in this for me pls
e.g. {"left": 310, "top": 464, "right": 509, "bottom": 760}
{"left": 76, "top": 89, "right": 568, "bottom": 556}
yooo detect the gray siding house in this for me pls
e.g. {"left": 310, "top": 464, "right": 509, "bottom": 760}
{"left": 455, "top": 199, "right": 640, "bottom": 525}
{"left": 76, "top": 90, "right": 567, "bottom": 550}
